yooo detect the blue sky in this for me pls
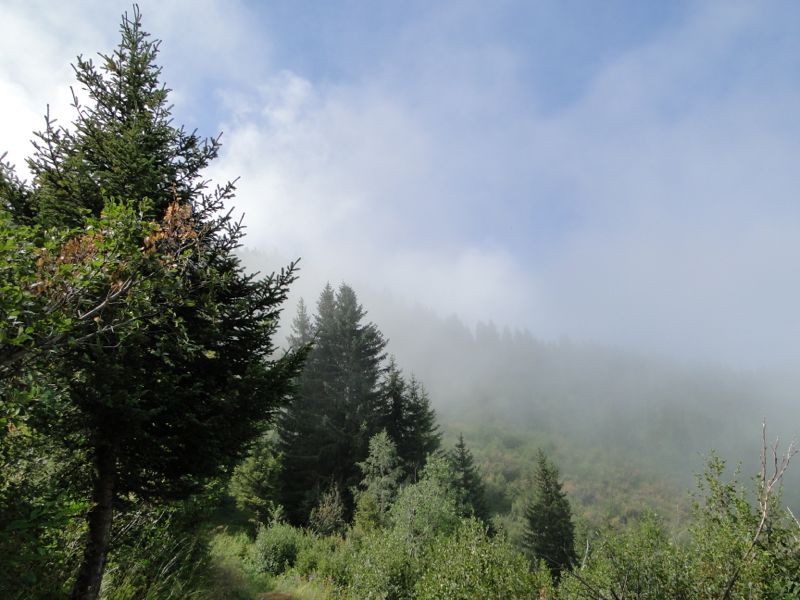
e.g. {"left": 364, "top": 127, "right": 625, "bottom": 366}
{"left": 3, "top": 0, "right": 800, "bottom": 367}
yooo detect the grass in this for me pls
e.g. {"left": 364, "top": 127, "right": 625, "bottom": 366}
{"left": 200, "top": 503, "right": 337, "bottom": 600}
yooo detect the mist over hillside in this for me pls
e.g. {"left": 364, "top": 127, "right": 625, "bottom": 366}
{"left": 240, "top": 247, "right": 799, "bottom": 514}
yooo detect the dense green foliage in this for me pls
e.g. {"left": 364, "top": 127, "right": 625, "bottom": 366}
{"left": 558, "top": 454, "right": 800, "bottom": 598}
{"left": 248, "top": 522, "right": 309, "bottom": 576}
{"left": 229, "top": 433, "right": 283, "bottom": 526}
{"left": 415, "top": 519, "right": 550, "bottom": 599}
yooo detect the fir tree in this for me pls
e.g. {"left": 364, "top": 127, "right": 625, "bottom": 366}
{"left": 380, "top": 360, "right": 440, "bottom": 480}
{"left": 229, "top": 433, "right": 283, "bottom": 526}
{"left": 278, "top": 283, "right": 387, "bottom": 524}
{"left": 5, "top": 10, "right": 305, "bottom": 598}
{"left": 401, "top": 376, "right": 440, "bottom": 479}
{"left": 450, "top": 434, "right": 490, "bottom": 524}
{"left": 522, "top": 450, "right": 576, "bottom": 580}
{"left": 355, "top": 430, "right": 404, "bottom": 527}
{"left": 287, "top": 298, "right": 314, "bottom": 349}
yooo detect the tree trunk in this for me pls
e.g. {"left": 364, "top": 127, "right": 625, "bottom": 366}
{"left": 71, "top": 443, "right": 116, "bottom": 600}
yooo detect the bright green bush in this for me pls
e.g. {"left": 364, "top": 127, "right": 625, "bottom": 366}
{"left": 558, "top": 454, "right": 800, "bottom": 599}
{"left": 247, "top": 522, "right": 309, "bottom": 576}
{"left": 389, "top": 454, "right": 460, "bottom": 555}
{"left": 558, "top": 514, "right": 689, "bottom": 599}
{"left": 685, "top": 454, "right": 800, "bottom": 598}
{"left": 315, "top": 535, "right": 359, "bottom": 588}
{"left": 294, "top": 533, "right": 339, "bottom": 576}
{"left": 347, "top": 529, "right": 421, "bottom": 600}
{"left": 415, "top": 519, "right": 548, "bottom": 600}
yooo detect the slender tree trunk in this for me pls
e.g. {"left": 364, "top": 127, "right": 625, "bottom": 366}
{"left": 71, "top": 443, "right": 116, "bottom": 600}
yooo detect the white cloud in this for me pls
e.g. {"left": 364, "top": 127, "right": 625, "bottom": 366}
{"left": 4, "top": 1, "right": 800, "bottom": 366}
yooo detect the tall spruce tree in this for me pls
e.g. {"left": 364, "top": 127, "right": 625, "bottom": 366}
{"left": 279, "top": 285, "right": 441, "bottom": 525}
{"left": 5, "top": 10, "right": 304, "bottom": 599}
{"left": 522, "top": 450, "right": 576, "bottom": 580}
{"left": 450, "top": 434, "right": 490, "bottom": 523}
{"left": 401, "top": 375, "right": 440, "bottom": 478}
{"left": 381, "top": 359, "right": 440, "bottom": 480}
{"left": 287, "top": 297, "right": 314, "bottom": 348}
{"left": 279, "top": 283, "right": 387, "bottom": 524}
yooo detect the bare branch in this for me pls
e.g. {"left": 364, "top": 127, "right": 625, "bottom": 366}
{"left": 719, "top": 422, "right": 797, "bottom": 600}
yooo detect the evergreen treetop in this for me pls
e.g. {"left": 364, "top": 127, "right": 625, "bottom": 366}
{"left": 450, "top": 433, "right": 490, "bottom": 524}
{"left": 522, "top": 450, "right": 576, "bottom": 580}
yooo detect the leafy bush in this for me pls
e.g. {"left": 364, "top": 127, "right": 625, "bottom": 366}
{"left": 415, "top": 519, "right": 548, "bottom": 600}
{"left": 347, "top": 529, "right": 422, "bottom": 600}
{"left": 558, "top": 514, "right": 688, "bottom": 599}
{"left": 388, "top": 454, "right": 460, "bottom": 555}
{"left": 685, "top": 454, "right": 800, "bottom": 598}
{"left": 558, "top": 453, "right": 800, "bottom": 599}
{"left": 247, "top": 522, "right": 308, "bottom": 576}
{"left": 315, "top": 535, "right": 360, "bottom": 588}
{"left": 294, "top": 533, "right": 337, "bottom": 576}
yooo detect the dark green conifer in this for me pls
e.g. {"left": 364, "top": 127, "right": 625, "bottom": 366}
{"left": 401, "top": 376, "right": 440, "bottom": 478}
{"left": 450, "top": 434, "right": 490, "bottom": 524}
{"left": 381, "top": 359, "right": 440, "bottom": 480}
{"left": 278, "top": 283, "right": 387, "bottom": 524}
{"left": 5, "top": 10, "right": 305, "bottom": 598}
{"left": 522, "top": 450, "right": 576, "bottom": 580}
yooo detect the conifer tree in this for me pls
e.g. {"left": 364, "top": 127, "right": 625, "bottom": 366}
{"left": 356, "top": 430, "right": 404, "bottom": 527}
{"left": 4, "top": 10, "right": 304, "bottom": 598}
{"left": 380, "top": 360, "right": 440, "bottom": 480}
{"left": 278, "top": 283, "right": 387, "bottom": 524}
{"left": 522, "top": 450, "right": 576, "bottom": 580}
{"left": 287, "top": 298, "right": 314, "bottom": 349}
{"left": 401, "top": 376, "right": 440, "bottom": 478}
{"left": 450, "top": 434, "right": 490, "bottom": 524}
{"left": 229, "top": 433, "right": 283, "bottom": 525}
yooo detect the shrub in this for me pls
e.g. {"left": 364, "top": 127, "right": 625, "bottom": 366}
{"left": 388, "top": 454, "right": 460, "bottom": 555}
{"left": 247, "top": 522, "right": 308, "bottom": 576}
{"left": 294, "top": 533, "right": 336, "bottom": 576}
{"left": 316, "top": 535, "right": 359, "bottom": 589}
{"left": 309, "top": 486, "right": 346, "bottom": 536}
{"left": 347, "top": 529, "right": 422, "bottom": 600}
{"left": 415, "top": 519, "right": 547, "bottom": 600}
{"left": 558, "top": 514, "right": 689, "bottom": 600}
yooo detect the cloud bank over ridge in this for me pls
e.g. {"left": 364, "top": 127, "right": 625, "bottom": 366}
{"left": 4, "top": 0, "right": 800, "bottom": 367}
